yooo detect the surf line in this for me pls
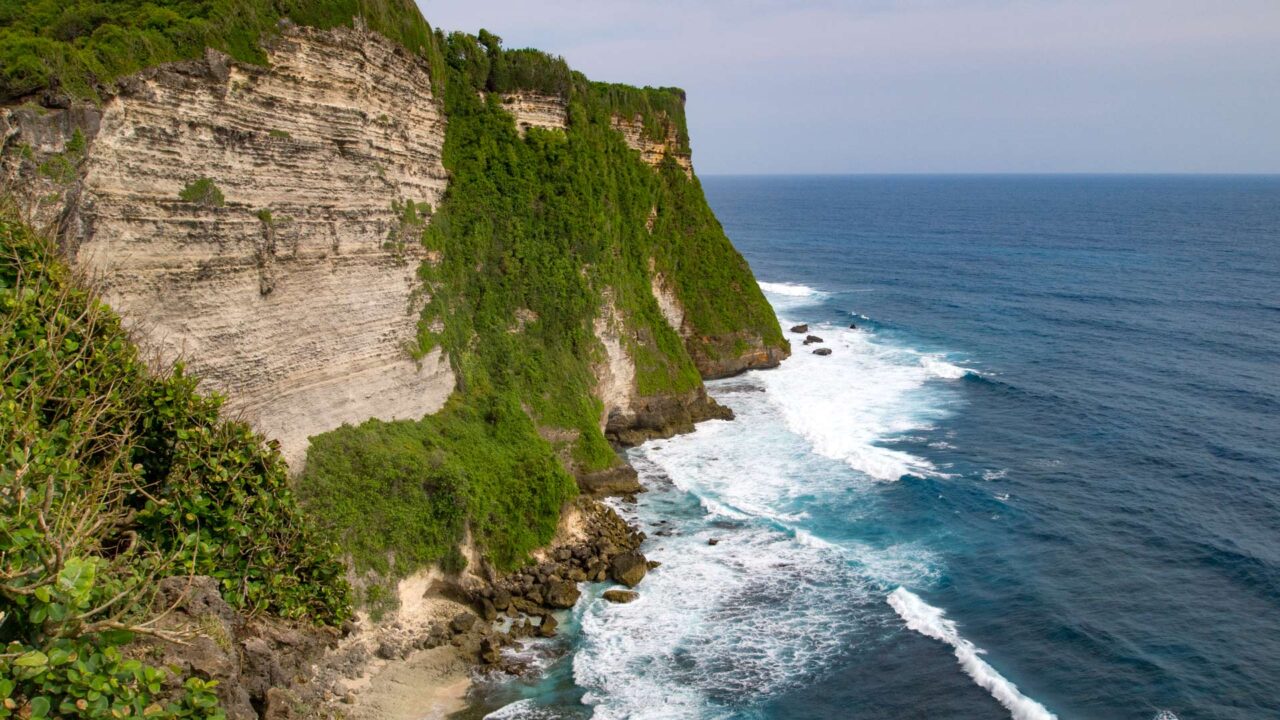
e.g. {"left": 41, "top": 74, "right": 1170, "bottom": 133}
{"left": 888, "top": 587, "right": 1058, "bottom": 720}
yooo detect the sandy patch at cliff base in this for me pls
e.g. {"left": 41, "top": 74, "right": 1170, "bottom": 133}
{"left": 397, "top": 569, "right": 468, "bottom": 629}
{"left": 342, "top": 645, "right": 472, "bottom": 720}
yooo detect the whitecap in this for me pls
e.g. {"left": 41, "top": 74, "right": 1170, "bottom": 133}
{"left": 888, "top": 588, "right": 1058, "bottom": 720}
{"left": 484, "top": 699, "right": 562, "bottom": 719}
{"left": 758, "top": 281, "right": 822, "bottom": 297}
{"left": 921, "top": 355, "right": 971, "bottom": 380}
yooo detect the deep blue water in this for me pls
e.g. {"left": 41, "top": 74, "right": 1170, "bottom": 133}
{"left": 471, "top": 176, "right": 1280, "bottom": 720}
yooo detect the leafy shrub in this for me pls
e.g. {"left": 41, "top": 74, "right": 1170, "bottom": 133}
{"left": 178, "top": 177, "right": 225, "bottom": 207}
{"left": 0, "top": 0, "right": 447, "bottom": 103}
{"left": 302, "top": 395, "right": 575, "bottom": 580}
{"left": 0, "top": 210, "right": 350, "bottom": 716}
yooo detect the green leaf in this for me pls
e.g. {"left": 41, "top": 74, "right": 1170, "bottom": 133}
{"left": 57, "top": 558, "right": 96, "bottom": 600}
{"left": 28, "top": 697, "right": 50, "bottom": 719}
{"left": 14, "top": 650, "right": 48, "bottom": 667}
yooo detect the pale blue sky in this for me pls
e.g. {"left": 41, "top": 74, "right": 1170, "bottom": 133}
{"left": 417, "top": 1, "right": 1280, "bottom": 174}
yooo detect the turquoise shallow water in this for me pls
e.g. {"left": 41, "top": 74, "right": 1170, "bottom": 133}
{"left": 469, "top": 175, "right": 1280, "bottom": 719}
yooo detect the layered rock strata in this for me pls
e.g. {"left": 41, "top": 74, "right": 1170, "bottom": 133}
{"left": 1, "top": 25, "right": 455, "bottom": 468}
{"left": 498, "top": 92, "right": 568, "bottom": 134}
{"left": 611, "top": 113, "right": 693, "bottom": 176}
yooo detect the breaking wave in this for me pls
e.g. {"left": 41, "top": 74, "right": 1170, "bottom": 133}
{"left": 888, "top": 588, "right": 1057, "bottom": 720}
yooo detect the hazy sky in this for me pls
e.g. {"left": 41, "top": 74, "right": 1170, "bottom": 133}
{"left": 418, "top": 1, "right": 1280, "bottom": 174}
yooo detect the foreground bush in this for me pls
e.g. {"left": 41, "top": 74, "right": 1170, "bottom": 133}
{"left": 0, "top": 210, "right": 350, "bottom": 716}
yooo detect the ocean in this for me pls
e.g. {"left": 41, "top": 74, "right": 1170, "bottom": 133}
{"left": 466, "top": 175, "right": 1280, "bottom": 719}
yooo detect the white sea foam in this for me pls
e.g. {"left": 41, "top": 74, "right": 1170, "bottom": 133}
{"left": 484, "top": 699, "right": 561, "bottom": 719}
{"left": 921, "top": 355, "right": 971, "bottom": 379}
{"left": 888, "top": 588, "right": 1058, "bottom": 720}
{"left": 757, "top": 320, "right": 962, "bottom": 482}
{"left": 560, "top": 287, "right": 1004, "bottom": 718}
{"left": 758, "top": 281, "right": 821, "bottom": 297}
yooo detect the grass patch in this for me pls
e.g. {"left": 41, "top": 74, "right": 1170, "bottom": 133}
{"left": 179, "top": 176, "right": 225, "bottom": 207}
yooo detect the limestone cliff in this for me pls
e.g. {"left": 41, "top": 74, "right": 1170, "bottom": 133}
{"left": 3, "top": 47, "right": 782, "bottom": 467}
{"left": 2, "top": 25, "right": 455, "bottom": 468}
{"left": 611, "top": 113, "right": 693, "bottom": 177}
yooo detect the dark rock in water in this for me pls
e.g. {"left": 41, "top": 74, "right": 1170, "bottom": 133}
{"left": 790, "top": 324, "right": 809, "bottom": 334}
{"left": 707, "top": 538, "right": 720, "bottom": 546}
{"left": 537, "top": 613, "right": 559, "bottom": 638}
{"left": 605, "top": 391, "right": 733, "bottom": 447}
{"left": 544, "top": 580, "right": 581, "bottom": 609}
{"left": 646, "top": 560, "right": 662, "bottom": 570}
{"left": 849, "top": 322, "right": 858, "bottom": 329}
{"left": 609, "top": 552, "right": 648, "bottom": 587}
{"left": 803, "top": 335, "right": 824, "bottom": 345}
{"left": 602, "top": 589, "right": 639, "bottom": 604}
{"left": 479, "top": 636, "right": 501, "bottom": 665}
{"left": 449, "top": 612, "right": 477, "bottom": 635}
{"left": 577, "top": 464, "right": 644, "bottom": 496}
{"left": 813, "top": 348, "right": 833, "bottom": 356}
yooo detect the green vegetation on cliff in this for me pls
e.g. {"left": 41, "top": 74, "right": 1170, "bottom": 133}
{"left": 297, "top": 33, "right": 783, "bottom": 593}
{"left": 1, "top": 0, "right": 783, "bottom": 614}
{"left": 0, "top": 0, "right": 444, "bottom": 102}
{"left": 0, "top": 211, "right": 349, "bottom": 716}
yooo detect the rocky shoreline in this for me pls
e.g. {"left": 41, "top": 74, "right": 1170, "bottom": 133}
{"left": 136, "top": 337, "right": 802, "bottom": 718}
{"left": 142, "top": 492, "right": 654, "bottom": 719}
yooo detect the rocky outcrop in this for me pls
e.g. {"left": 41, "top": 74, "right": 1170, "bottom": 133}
{"left": 646, "top": 264, "right": 787, "bottom": 380}
{"left": 1, "top": 25, "right": 455, "bottom": 468}
{"left": 577, "top": 464, "right": 644, "bottom": 496}
{"left": 498, "top": 92, "right": 567, "bottom": 134}
{"left": 493, "top": 93, "right": 689, "bottom": 177}
{"left": 611, "top": 113, "right": 692, "bottom": 176}
{"left": 138, "top": 576, "right": 342, "bottom": 720}
{"left": 605, "top": 390, "right": 733, "bottom": 446}
{"left": 591, "top": 288, "right": 734, "bottom": 446}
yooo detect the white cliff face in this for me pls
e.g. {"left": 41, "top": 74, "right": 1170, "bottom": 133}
{"left": 3, "top": 26, "right": 455, "bottom": 469}
{"left": 591, "top": 292, "right": 638, "bottom": 429}
{"left": 498, "top": 93, "right": 568, "bottom": 135}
